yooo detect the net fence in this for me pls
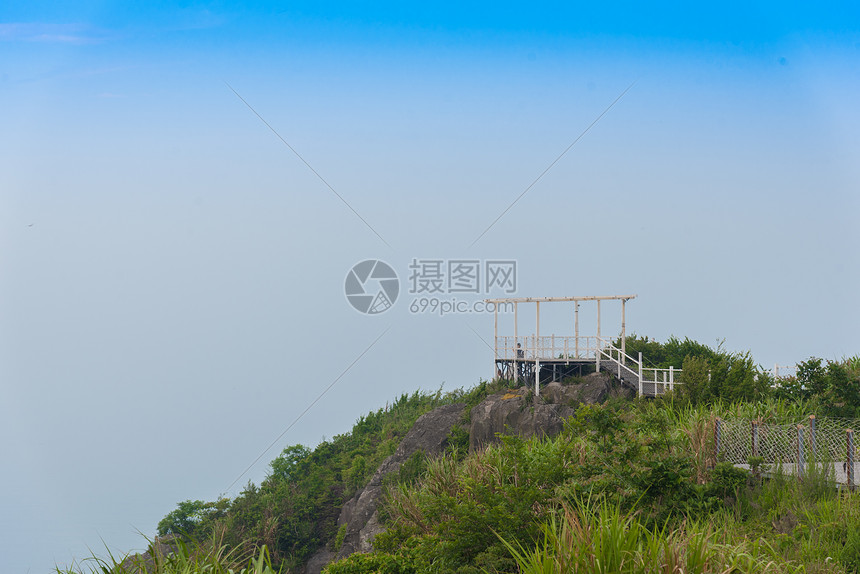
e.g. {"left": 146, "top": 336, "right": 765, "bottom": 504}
{"left": 717, "top": 417, "right": 859, "bottom": 466}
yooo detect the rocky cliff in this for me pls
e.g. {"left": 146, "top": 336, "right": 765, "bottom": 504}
{"left": 304, "top": 403, "right": 465, "bottom": 574}
{"left": 305, "top": 372, "right": 630, "bottom": 573}
{"left": 470, "top": 372, "right": 630, "bottom": 450}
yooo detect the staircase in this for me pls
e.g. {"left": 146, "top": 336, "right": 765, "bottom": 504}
{"left": 598, "top": 351, "right": 640, "bottom": 391}
{"left": 596, "top": 339, "right": 680, "bottom": 398}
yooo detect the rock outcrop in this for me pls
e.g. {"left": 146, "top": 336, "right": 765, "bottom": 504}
{"left": 305, "top": 402, "right": 465, "bottom": 574}
{"left": 469, "top": 388, "right": 573, "bottom": 451}
{"left": 306, "top": 371, "right": 631, "bottom": 572}
{"left": 469, "top": 372, "right": 630, "bottom": 450}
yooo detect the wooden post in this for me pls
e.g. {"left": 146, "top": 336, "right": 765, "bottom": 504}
{"left": 574, "top": 301, "right": 580, "bottom": 358}
{"left": 535, "top": 359, "right": 540, "bottom": 397}
{"left": 514, "top": 302, "right": 518, "bottom": 381}
{"left": 669, "top": 366, "right": 675, "bottom": 392}
{"left": 621, "top": 298, "right": 626, "bottom": 357}
{"left": 638, "top": 352, "right": 643, "bottom": 396}
{"left": 848, "top": 429, "right": 855, "bottom": 492}
{"left": 597, "top": 300, "right": 601, "bottom": 340}
{"left": 797, "top": 425, "right": 805, "bottom": 479}
{"left": 752, "top": 420, "right": 759, "bottom": 458}
{"left": 809, "top": 415, "right": 817, "bottom": 463}
{"left": 715, "top": 418, "right": 722, "bottom": 460}
{"left": 536, "top": 301, "right": 541, "bottom": 358}
{"left": 493, "top": 304, "right": 498, "bottom": 379}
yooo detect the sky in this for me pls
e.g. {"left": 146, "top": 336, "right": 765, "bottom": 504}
{"left": 1, "top": 1, "right": 859, "bottom": 572}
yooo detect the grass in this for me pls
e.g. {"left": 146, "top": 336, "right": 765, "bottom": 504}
{"left": 56, "top": 536, "right": 282, "bottom": 574}
{"left": 369, "top": 400, "right": 860, "bottom": 574}
{"left": 497, "top": 499, "right": 804, "bottom": 574}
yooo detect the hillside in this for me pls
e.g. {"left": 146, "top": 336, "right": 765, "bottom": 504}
{"left": 63, "top": 336, "right": 860, "bottom": 574}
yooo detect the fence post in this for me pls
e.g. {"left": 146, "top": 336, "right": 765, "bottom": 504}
{"left": 848, "top": 429, "right": 855, "bottom": 492}
{"left": 809, "top": 415, "right": 818, "bottom": 464}
{"left": 596, "top": 342, "right": 601, "bottom": 372}
{"left": 797, "top": 425, "right": 805, "bottom": 479}
{"left": 638, "top": 352, "right": 643, "bottom": 396}
{"left": 752, "top": 420, "right": 759, "bottom": 458}
{"left": 670, "top": 366, "right": 675, "bottom": 393}
{"left": 715, "top": 418, "right": 722, "bottom": 461}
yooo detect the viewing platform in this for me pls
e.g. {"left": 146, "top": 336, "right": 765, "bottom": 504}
{"left": 486, "top": 295, "right": 682, "bottom": 398}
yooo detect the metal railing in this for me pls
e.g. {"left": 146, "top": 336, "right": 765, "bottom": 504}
{"left": 642, "top": 366, "right": 680, "bottom": 393}
{"left": 494, "top": 335, "right": 603, "bottom": 361}
{"left": 493, "top": 334, "right": 683, "bottom": 397}
{"left": 596, "top": 337, "right": 682, "bottom": 397}
{"left": 773, "top": 363, "right": 798, "bottom": 379}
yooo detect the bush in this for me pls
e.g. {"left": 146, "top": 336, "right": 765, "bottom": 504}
{"left": 707, "top": 462, "right": 749, "bottom": 498}
{"left": 323, "top": 552, "right": 415, "bottom": 574}
{"left": 157, "top": 499, "right": 229, "bottom": 538}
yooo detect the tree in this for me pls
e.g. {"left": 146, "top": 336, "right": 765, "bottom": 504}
{"left": 157, "top": 499, "right": 226, "bottom": 538}
{"left": 678, "top": 356, "right": 711, "bottom": 404}
{"left": 797, "top": 358, "right": 828, "bottom": 398}
{"left": 826, "top": 360, "right": 860, "bottom": 416}
{"left": 269, "top": 444, "right": 312, "bottom": 483}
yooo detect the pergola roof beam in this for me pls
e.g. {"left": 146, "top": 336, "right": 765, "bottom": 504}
{"left": 485, "top": 295, "right": 636, "bottom": 304}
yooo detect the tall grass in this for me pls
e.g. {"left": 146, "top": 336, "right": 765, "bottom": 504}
{"left": 56, "top": 537, "right": 281, "bottom": 574}
{"left": 497, "top": 499, "right": 803, "bottom": 574}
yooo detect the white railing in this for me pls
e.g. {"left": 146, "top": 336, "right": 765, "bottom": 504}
{"left": 773, "top": 363, "right": 797, "bottom": 379}
{"left": 642, "top": 367, "right": 680, "bottom": 394}
{"left": 494, "top": 334, "right": 683, "bottom": 397}
{"left": 596, "top": 337, "right": 682, "bottom": 397}
{"left": 494, "top": 335, "right": 603, "bottom": 362}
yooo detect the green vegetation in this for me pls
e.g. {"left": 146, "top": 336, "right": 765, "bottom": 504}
{"left": 773, "top": 356, "right": 860, "bottom": 416}
{"left": 63, "top": 337, "right": 860, "bottom": 573}
{"left": 498, "top": 500, "right": 798, "bottom": 574}
{"left": 328, "top": 398, "right": 860, "bottom": 573}
{"left": 146, "top": 381, "right": 508, "bottom": 572}
{"left": 57, "top": 537, "right": 281, "bottom": 574}
{"left": 624, "top": 334, "right": 860, "bottom": 411}
{"left": 199, "top": 389, "right": 468, "bottom": 570}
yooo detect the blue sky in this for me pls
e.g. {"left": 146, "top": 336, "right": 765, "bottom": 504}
{"left": 2, "top": 2, "right": 859, "bottom": 572}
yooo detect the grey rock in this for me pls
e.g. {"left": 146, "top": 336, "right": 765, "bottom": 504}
{"left": 304, "top": 549, "right": 336, "bottom": 574}
{"left": 469, "top": 388, "right": 572, "bottom": 451}
{"left": 305, "top": 403, "right": 465, "bottom": 574}
{"left": 305, "top": 372, "right": 631, "bottom": 573}
{"left": 469, "top": 372, "right": 629, "bottom": 451}
{"left": 543, "top": 372, "right": 627, "bottom": 406}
